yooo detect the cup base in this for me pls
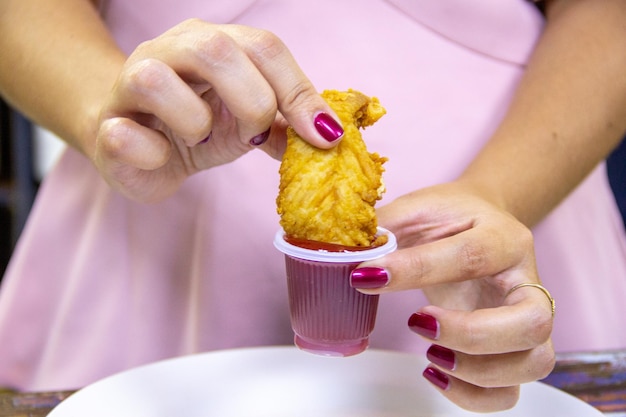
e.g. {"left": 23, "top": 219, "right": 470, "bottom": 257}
{"left": 294, "top": 335, "right": 369, "bottom": 357}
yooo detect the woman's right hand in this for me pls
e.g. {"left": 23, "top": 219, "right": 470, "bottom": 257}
{"left": 93, "top": 19, "right": 343, "bottom": 202}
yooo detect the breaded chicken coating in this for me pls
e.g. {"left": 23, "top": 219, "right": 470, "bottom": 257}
{"left": 277, "top": 89, "right": 387, "bottom": 247}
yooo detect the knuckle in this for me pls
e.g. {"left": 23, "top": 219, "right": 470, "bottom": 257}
{"left": 241, "top": 92, "right": 278, "bottom": 125}
{"left": 526, "top": 306, "right": 554, "bottom": 345}
{"left": 249, "top": 29, "right": 287, "bottom": 61}
{"left": 98, "top": 119, "right": 131, "bottom": 160}
{"left": 457, "top": 241, "right": 489, "bottom": 278}
{"left": 194, "top": 29, "right": 237, "bottom": 65}
{"left": 125, "top": 59, "right": 171, "bottom": 96}
{"left": 97, "top": 119, "right": 131, "bottom": 160}
{"left": 281, "top": 80, "right": 317, "bottom": 112}
{"left": 400, "top": 250, "right": 426, "bottom": 287}
{"left": 516, "top": 224, "right": 535, "bottom": 251}
{"left": 456, "top": 320, "right": 485, "bottom": 353}
{"left": 532, "top": 344, "right": 556, "bottom": 379}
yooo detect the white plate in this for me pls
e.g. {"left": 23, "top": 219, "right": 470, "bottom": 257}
{"left": 49, "top": 346, "right": 602, "bottom": 417}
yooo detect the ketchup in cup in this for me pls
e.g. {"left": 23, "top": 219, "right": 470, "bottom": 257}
{"left": 274, "top": 227, "right": 397, "bottom": 357}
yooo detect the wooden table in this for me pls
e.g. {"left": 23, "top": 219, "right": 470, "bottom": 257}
{"left": 0, "top": 391, "right": 72, "bottom": 417}
{"left": 542, "top": 349, "right": 626, "bottom": 416}
{"left": 1, "top": 349, "right": 625, "bottom": 416}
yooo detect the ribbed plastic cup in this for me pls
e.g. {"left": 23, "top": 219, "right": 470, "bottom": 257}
{"left": 274, "top": 227, "right": 397, "bottom": 357}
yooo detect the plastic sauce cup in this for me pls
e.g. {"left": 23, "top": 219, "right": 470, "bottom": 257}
{"left": 274, "top": 227, "right": 397, "bottom": 357}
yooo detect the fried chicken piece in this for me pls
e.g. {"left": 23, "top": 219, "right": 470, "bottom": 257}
{"left": 276, "top": 89, "right": 388, "bottom": 247}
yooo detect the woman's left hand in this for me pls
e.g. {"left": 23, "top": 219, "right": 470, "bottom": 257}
{"left": 351, "top": 182, "right": 555, "bottom": 412}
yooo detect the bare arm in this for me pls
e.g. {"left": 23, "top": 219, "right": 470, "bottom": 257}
{"left": 358, "top": 0, "right": 626, "bottom": 411}
{"left": 0, "top": 0, "right": 342, "bottom": 202}
{"left": 0, "top": 0, "right": 125, "bottom": 158}
{"left": 460, "top": 0, "right": 626, "bottom": 227}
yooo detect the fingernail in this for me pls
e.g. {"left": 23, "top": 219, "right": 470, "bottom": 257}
{"left": 249, "top": 128, "right": 271, "bottom": 146}
{"left": 350, "top": 267, "right": 389, "bottom": 289}
{"left": 427, "top": 344, "right": 456, "bottom": 371}
{"left": 198, "top": 131, "right": 212, "bottom": 144}
{"left": 423, "top": 367, "right": 450, "bottom": 391}
{"left": 408, "top": 312, "right": 439, "bottom": 340}
{"left": 314, "top": 112, "right": 343, "bottom": 142}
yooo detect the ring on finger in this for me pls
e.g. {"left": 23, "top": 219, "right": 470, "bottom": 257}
{"left": 505, "top": 283, "right": 555, "bottom": 317}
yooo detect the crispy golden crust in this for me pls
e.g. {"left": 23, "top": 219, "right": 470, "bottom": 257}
{"left": 276, "top": 89, "right": 387, "bottom": 247}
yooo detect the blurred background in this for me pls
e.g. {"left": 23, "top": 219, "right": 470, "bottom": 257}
{"left": 1, "top": 98, "right": 625, "bottom": 280}
{"left": 0, "top": 99, "right": 64, "bottom": 278}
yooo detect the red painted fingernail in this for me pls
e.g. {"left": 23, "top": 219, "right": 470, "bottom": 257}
{"left": 314, "top": 112, "right": 343, "bottom": 142}
{"left": 408, "top": 312, "right": 439, "bottom": 340}
{"left": 249, "top": 128, "right": 271, "bottom": 146}
{"left": 350, "top": 267, "right": 389, "bottom": 289}
{"left": 423, "top": 367, "right": 450, "bottom": 391}
{"left": 427, "top": 344, "right": 456, "bottom": 370}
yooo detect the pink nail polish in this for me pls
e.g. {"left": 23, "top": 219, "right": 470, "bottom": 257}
{"left": 423, "top": 367, "right": 450, "bottom": 391}
{"left": 350, "top": 267, "right": 389, "bottom": 289}
{"left": 249, "top": 128, "right": 271, "bottom": 146}
{"left": 427, "top": 344, "right": 456, "bottom": 370}
{"left": 314, "top": 112, "right": 343, "bottom": 142}
{"left": 408, "top": 312, "right": 439, "bottom": 340}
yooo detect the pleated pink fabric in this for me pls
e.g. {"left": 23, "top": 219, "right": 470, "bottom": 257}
{"left": 1, "top": 0, "right": 625, "bottom": 391}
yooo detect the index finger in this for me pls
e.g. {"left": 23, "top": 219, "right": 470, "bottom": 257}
{"left": 220, "top": 25, "right": 344, "bottom": 148}
{"left": 356, "top": 221, "right": 535, "bottom": 292}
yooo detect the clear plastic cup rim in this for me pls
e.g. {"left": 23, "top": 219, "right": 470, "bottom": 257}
{"left": 273, "top": 227, "right": 397, "bottom": 263}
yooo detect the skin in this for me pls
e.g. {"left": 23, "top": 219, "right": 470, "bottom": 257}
{"left": 0, "top": 1, "right": 341, "bottom": 202}
{"left": 1, "top": 0, "right": 625, "bottom": 412}
{"left": 358, "top": 0, "right": 626, "bottom": 411}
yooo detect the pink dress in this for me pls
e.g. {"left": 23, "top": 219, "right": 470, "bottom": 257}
{"left": 1, "top": 0, "right": 625, "bottom": 391}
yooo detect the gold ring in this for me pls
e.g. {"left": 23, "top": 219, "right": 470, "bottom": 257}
{"left": 505, "top": 283, "right": 555, "bottom": 317}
